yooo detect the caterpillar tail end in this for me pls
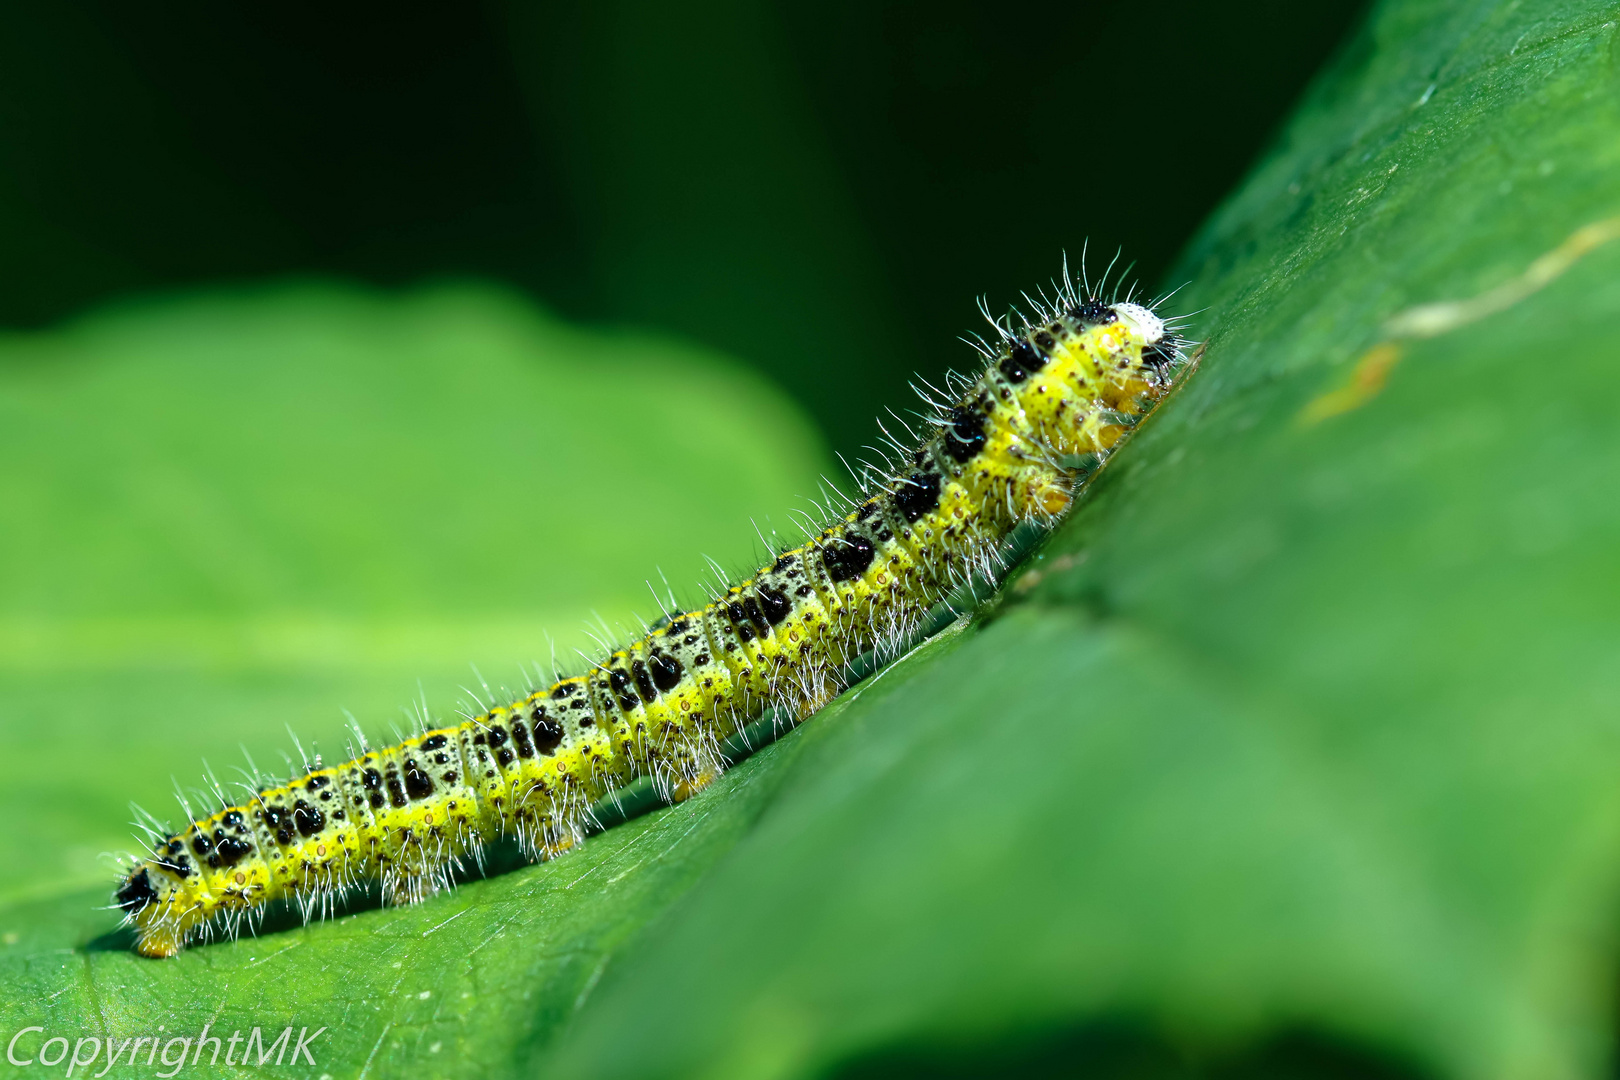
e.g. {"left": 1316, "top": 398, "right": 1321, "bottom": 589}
{"left": 128, "top": 898, "right": 202, "bottom": 958}
{"left": 135, "top": 921, "right": 187, "bottom": 959}
{"left": 116, "top": 863, "right": 208, "bottom": 959}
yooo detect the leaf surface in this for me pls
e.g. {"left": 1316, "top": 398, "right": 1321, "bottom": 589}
{"left": 530, "top": 2, "right": 1620, "bottom": 1078}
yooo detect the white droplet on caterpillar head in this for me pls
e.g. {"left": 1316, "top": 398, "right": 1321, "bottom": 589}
{"left": 1112, "top": 302, "right": 1165, "bottom": 344}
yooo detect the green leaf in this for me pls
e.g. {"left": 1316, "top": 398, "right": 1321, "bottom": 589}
{"left": 520, "top": 2, "right": 1620, "bottom": 1079}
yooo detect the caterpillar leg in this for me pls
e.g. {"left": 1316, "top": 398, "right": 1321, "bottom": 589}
{"left": 384, "top": 874, "right": 429, "bottom": 907}
{"left": 795, "top": 679, "right": 842, "bottom": 720}
{"left": 669, "top": 770, "right": 719, "bottom": 803}
{"left": 1011, "top": 473, "right": 1074, "bottom": 520}
{"left": 509, "top": 801, "right": 587, "bottom": 863}
{"left": 534, "top": 836, "right": 579, "bottom": 861}
{"left": 382, "top": 852, "right": 455, "bottom": 906}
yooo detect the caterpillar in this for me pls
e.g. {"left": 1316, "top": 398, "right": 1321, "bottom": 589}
{"left": 112, "top": 267, "right": 1193, "bottom": 957}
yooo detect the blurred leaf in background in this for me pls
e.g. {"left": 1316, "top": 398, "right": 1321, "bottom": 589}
{"left": 0, "top": 280, "right": 829, "bottom": 896}
{"left": 0, "top": 0, "right": 1365, "bottom": 453}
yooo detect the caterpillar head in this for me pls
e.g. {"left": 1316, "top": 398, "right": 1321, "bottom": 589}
{"left": 1067, "top": 297, "right": 1178, "bottom": 376}
{"left": 1113, "top": 301, "right": 1187, "bottom": 386}
{"left": 1111, "top": 301, "right": 1166, "bottom": 346}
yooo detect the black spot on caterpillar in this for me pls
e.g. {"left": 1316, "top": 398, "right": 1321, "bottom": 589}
{"left": 113, "top": 268, "right": 1194, "bottom": 957}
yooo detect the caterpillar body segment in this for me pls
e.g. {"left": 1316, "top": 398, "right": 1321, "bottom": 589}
{"left": 114, "top": 286, "right": 1192, "bottom": 957}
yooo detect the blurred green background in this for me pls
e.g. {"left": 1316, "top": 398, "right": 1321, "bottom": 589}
{"left": 0, "top": 0, "right": 1365, "bottom": 452}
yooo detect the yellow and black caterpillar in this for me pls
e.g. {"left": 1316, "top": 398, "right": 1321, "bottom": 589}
{"left": 114, "top": 272, "right": 1192, "bottom": 957}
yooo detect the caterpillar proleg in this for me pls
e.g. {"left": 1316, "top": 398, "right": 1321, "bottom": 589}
{"left": 113, "top": 266, "right": 1194, "bottom": 957}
